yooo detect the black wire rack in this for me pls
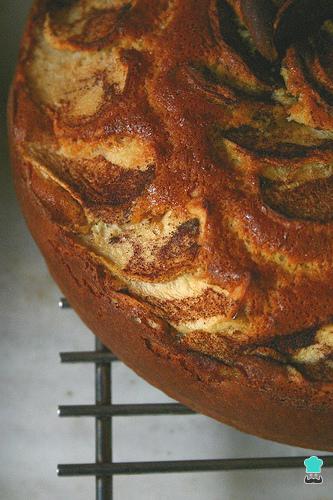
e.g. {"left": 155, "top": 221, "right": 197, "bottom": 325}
{"left": 57, "top": 297, "right": 333, "bottom": 500}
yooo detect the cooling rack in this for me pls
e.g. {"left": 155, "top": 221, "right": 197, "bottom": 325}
{"left": 57, "top": 297, "right": 333, "bottom": 500}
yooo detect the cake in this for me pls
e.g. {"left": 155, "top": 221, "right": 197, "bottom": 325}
{"left": 8, "top": 0, "right": 333, "bottom": 450}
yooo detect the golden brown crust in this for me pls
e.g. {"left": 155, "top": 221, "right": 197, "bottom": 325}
{"left": 9, "top": 129, "right": 333, "bottom": 450}
{"left": 8, "top": 0, "right": 333, "bottom": 449}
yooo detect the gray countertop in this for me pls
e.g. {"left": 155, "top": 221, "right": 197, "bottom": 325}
{"left": 1, "top": 2, "right": 332, "bottom": 499}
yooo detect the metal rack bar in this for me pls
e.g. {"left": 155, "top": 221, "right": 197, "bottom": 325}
{"left": 95, "top": 338, "right": 112, "bottom": 500}
{"left": 58, "top": 297, "right": 71, "bottom": 309}
{"left": 60, "top": 352, "right": 118, "bottom": 363}
{"left": 58, "top": 455, "right": 333, "bottom": 476}
{"left": 58, "top": 403, "right": 195, "bottom": 417}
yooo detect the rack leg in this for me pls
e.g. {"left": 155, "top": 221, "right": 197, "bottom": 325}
{"left": 95, "top": 338, "right": 113, "bottom": 500}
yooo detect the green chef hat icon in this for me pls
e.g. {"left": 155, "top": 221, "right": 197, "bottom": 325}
{"left": 304, "top": 456, "right": 323, "bottom": 474}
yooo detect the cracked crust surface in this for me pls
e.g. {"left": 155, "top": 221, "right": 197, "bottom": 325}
{"left": 8, "top": 0, "right": 333, "bottom": 449}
